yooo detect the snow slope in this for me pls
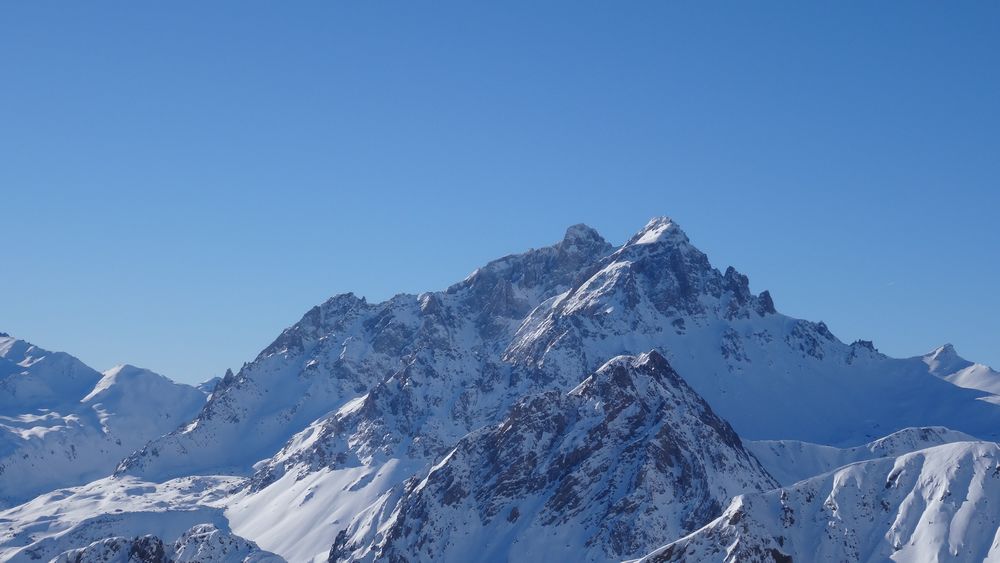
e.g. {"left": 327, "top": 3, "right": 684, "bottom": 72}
{"left": 635, "top": 441, "right": 1000, "bottom": 563}
{"left": 0, "top": 335, "right": 207, "bottom": 506}
{"left": 748, "top": 426, "right": 979, "bottom": 485}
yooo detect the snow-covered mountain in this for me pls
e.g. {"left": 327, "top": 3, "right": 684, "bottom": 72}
{"left": 635, "top": 441, "right": 1000, "bottom": 563}
{"left": 922, "top": 343, "right": 1000, "bottom": 396}
{"left": 330, "top": 352, "right": 777, "bottom": 562}
{"left": 0, "top": 335, "right": 207, "bottom": 506}
{"left": 748, "top": 426, "right": 979, "bottom": 486}
{"left": 3, "top": 217, "right": 999, "bottom": 562}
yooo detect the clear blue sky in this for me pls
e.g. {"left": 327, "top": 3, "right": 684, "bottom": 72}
{"left": 2, "top": 2, "right": 997, "bottom": 383}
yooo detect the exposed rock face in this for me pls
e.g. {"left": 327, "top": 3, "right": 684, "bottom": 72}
{"left": 171, "top": 524, "right": 284, "bottom": 562}
{"left": 329, "top": 352, "right": 777, "bottom": 563}
{"left": 635, "top": 442, "right": 1000, "bottom": 563}
{"left": 51, "top": 523, "right": 283, "bottom": 563}
{"left": 53, "top": 536, "right": 170, "bottom": 563}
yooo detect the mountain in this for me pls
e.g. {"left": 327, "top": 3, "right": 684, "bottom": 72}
{"left": 922, "top": 343, "right": 1000, "bottom": 396}
{"left": 748, "top": 426, "right": 979, "bottom": 486}
{"left": 329, "top": 352, "right": 777, "bottom": 562}
{"left": 635, "top": 441, "right": 1000, "bottom": 563}
{"left": 0, "top": 335, "right": 207, "bottom": 506}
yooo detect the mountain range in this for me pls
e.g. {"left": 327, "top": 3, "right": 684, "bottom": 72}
{"left": 1, "top": 217, "right": 997, "bottom": 562}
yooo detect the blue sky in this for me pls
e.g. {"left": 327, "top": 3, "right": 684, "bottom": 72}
{"left": 2, "top": 2, "right": 997, "bottom": 382}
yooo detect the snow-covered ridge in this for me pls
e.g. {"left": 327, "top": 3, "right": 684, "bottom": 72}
{"left": 921, "top": 343, "right": 1000, "bottom": 396}
{"left": 635, "top": 441, "right": 1000, "bottom": 562}
{"left": 748, "top": 426, "right": 979, "bottom": 485}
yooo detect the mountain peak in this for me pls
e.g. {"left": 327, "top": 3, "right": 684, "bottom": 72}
{"left": 571, "top": 351, "right": 698, "bottom": 415}
{"left": 922, "top": 343, "right": 972, "bottom": 376}
{"left": 103, "top": 363, "right": 145, "bottom": 376}
{"left": 628, "top": 216, "right": 689, "bottom": 247}
{"left": 556, "top": 224, "right": 610, "bottom": 260}
{"left": 933, "top": 343, "right": 958, "bottom": 357}
{"left": 98, "top": 364, "right": 171, "bottom": 385}
{"left": 84, "top": 364, "right": 176, "bottom": 403}
{"left": 561, "top": 223, "right": 604, "bottom": 244}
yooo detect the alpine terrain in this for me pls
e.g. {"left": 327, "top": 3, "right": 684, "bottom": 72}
{"left": 2, "top": 217, "right": 998, "bottom": 562}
